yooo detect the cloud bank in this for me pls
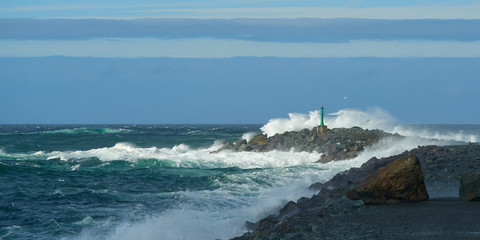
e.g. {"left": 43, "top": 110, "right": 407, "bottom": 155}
{"left": 1, "top": 19, "right": 480, "bottom": 42}
{"left": 2, "top": 1, "right": 480, "bottom": 19}
{"left": 2, "top": 38, "right": 480, "bottom": 58}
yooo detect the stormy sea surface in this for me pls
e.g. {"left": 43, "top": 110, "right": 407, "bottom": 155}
{"left": 1, "top": 110, "right": 480, "bottom": 240}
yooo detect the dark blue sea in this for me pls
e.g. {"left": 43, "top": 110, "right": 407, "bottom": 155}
{"left": 1, "top": 122, "right": 479, "bottom": 239}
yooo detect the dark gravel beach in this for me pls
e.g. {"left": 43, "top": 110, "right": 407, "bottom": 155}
{"left": 234, "top": 197, "right": 480, "bottom": 240}
{"left": 299, "top": 198, "right": 480, "bottom": 240}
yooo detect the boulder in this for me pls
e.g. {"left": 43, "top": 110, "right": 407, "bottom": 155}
{"left": 459, "top": 171, "right": 480, "bottom": 201}
{"left": 248, "top": 134, "right": 268, "bottom": 146}
{"left": 345, "top": 154, "right": 429, "bottom": 204}
{"left": 278, "top": 201, "right": 300, "bottom": 219}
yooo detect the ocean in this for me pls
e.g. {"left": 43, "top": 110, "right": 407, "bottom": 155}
{"left": 1, "top": 112, "right": 480, "bottom": 240}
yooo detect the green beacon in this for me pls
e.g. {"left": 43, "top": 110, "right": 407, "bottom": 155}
{"left": 317, "top": 105, "right": 328, "bottom": 135}
{"left": 320, "top": 105, "right": 324, "bottom": 126}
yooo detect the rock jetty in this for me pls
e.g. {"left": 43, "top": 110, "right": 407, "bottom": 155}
{"left": 232, "top": 143, "right": 480, "bottom": 240}
{"left": 215, "top": 127, "right": 398, "bottom": 162}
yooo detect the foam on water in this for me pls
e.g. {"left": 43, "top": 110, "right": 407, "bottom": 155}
{"left": 3, "top": 114, "right": 478, "bottom": 240}
{"left": 73, "top": 163, "right": 324, "bottom": 240}
{"left": 71, "top": 131, "right": 457, "bottom": 240}
{"left": 1, "top": 142, "right": 319, "bottom": 169}
{"left": 391, "top": 125, "right": 478, "bottom": 143}
{"left": 38, "top": 127, "right": 134, "bottom": 135}
{"left": 0, "top": 127, "right": 134, "bottom": 136}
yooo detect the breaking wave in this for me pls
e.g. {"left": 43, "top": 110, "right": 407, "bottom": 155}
{"left": 37, "top": 128, "right": 134, "bottom": 135}
{"left": 70, "top": 129, "right": 460, "bottom": 240}
{"left": 260, "top": 108, "right": 478, "bottom": 143}
{"left": 4, "top": 115, "right": 479, "bottom": 240}
{"left": 2, "top": 142, "right": 322, "bottom": 169}
{"left": 0, "top": 127, "right": 136, "bottom": 135}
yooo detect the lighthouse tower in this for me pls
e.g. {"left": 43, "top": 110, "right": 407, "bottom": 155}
{"left": 317, "top": 105, "right": 328, "bottom": 135}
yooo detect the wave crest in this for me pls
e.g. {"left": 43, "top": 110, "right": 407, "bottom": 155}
{"left": 2, "top": 142, "right": 321, "bottom": 169}
{"left": 40, "top": 128, "right": 134, "bottom": 135}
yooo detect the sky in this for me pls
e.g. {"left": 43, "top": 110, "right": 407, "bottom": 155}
{"left": 2, "top": 0, "right": 480, "bottom": 19}
{"left": 1, "top": 0, "right": 480, "bottom": 124}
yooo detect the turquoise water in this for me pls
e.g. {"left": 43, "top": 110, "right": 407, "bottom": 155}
{"left": 1, "top": 124, "right": 479, "bottom": 240}
{"left": 0, "top": 125, "right": 326, "bottom": 240}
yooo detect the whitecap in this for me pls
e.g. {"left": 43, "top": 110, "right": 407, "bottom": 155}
{"left": 45, "top": 142, "right": 322, "bottom": 169}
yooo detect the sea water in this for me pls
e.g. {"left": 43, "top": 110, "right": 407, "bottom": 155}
{"left": 1, "top": 110, "right": 479, "bottom": 240}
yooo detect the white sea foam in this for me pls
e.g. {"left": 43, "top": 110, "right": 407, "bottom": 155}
{"left": 327, "top": 108, "right": 396, "bottom": 130}
{"left": 18, "top": 127, "right": 135, "bottom": 135}
{"left": 260, "top": 108, "right": 397, "bottom": 137}
{"left": 102, "top": 182, "right": 318, "bottom": 240}
{"left": 69, "top": 125, "right": 466, "bottom": 240}
{"left": 74, "top": 133, "right": 454, "bottom": 240}
{"left": 241, "top": 132, "right": 257, "bottom": 142}
{"left": 1, "top": 141, "right": 321, "bottom": 169}
{"left": 261, "top": 110, "right": 321, "bottom": 137}
{"left": 75, "top": 162, "right": 325, "bottom": 240}
{"left": 260, "top": 108, "right": 478, "bottom": 143}
{"left": 43, "top": 142, "right": 322, "bottom": 169}
{"left": 390, "top": 125, "right": 478, "bottom": 143}
{"left": 7, "top": 110, "right": 478, "bottom": 240}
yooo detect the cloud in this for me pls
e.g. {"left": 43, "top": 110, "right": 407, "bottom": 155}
{"left": 135, "top": 5, "right": 480, "bottom": 19}
{"left": 1, "top": 1, "right": 480, "bottom": 19}
{"left": 2, "top": 19, "right": 480, "bottom": 42}
{"left": 1, "top": 38, "right": 480, "bottom": 58}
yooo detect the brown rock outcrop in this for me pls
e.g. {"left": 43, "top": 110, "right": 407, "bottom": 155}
{"left": 248, "top": 134, "right": 268, "bottom": 146}
{"left": 345, "top": 154, "right": 429, "bottom": 204}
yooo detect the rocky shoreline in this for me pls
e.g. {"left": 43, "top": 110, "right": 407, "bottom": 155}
{"left": 227, "top": 127, "right": 480, "bottom": 240}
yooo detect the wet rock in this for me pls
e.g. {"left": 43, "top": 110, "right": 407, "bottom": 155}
{"left": 325, "top": 196, "right": 364, "bottom": 215}
{"left": 459, "top": 171, "right": 480, "bottom": 201}
{"left": 278, "top": 201, "right": 300, "bottom": 219}
{"left": 248, "top": 134, "right": 268, "bottom": 146}
{"left": 231, "top": 143, "right": 480, "bottom": 240}
{"left": 217, "top": 127, "right": 398, "bottom": 162}
{"left": 345, "top": 154, "right": 429, "bottom": 204}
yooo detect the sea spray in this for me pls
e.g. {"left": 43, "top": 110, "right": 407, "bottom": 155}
{"left": 260, "top": 108, "right": 479, "bottom": 143}
{"left": 260, "top": 111, "right": 321, "bottom": 137}
{"left": 69, "top": 151, "right": 326, "bottom": 240}
{"left": 260, "top": 108, "right": 397, "bottom": 137}
{"left": 20, "top": 142, "right": 323, "bottom": 169}
{"left": 2, "top": 122, "right": 479, "bottom": 240}
{"left": 72, "top": 133, "right": 459, "bottom": 240}
{"left": 391, "top": 125, "right": 479, "bottom": 143}
{"left": 241, "top": 132, "right": 258, "bottom": 142}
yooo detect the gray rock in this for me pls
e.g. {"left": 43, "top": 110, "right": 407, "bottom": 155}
{"left": 217, "top": 127, "right": 398, "bottom": 162}
{"left": 459, "top": 171, "right": 480, "bottom": 201}
{"left": 231, "top": 143, "right": 480, "bottom": 240}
